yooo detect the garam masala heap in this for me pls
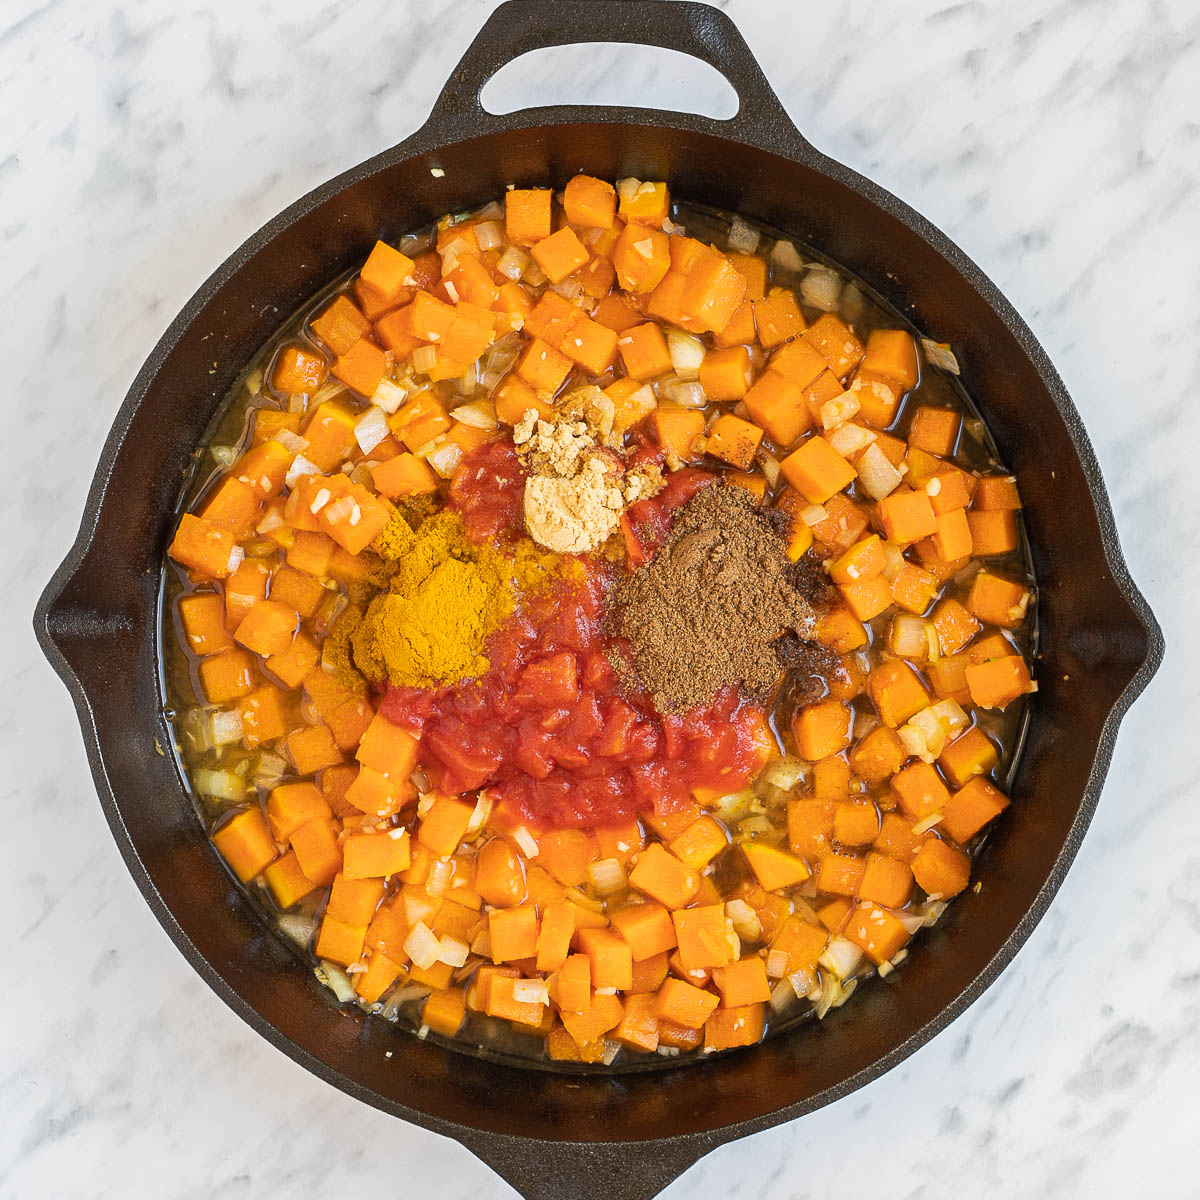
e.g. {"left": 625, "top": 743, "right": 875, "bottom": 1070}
{"left": 166, "top": 173, "right": 1036, "bottom": 1063}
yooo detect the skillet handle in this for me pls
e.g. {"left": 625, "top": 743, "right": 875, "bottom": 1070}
{"left": 423, "top": 0, "right": 813, "bottom": 159}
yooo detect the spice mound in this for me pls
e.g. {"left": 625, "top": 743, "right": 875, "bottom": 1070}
{"left": 610, "top": 482, "right": 818, "bottom": 713}
{"left": 351, "top": 509, "right": 565, "bottom": 689}
{"left": 514, "top": 386, "right": 663, "bottom": 554}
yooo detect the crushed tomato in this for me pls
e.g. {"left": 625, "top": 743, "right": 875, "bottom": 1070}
{"left": 382, "top": 562, "right": 775, "bottom": 829}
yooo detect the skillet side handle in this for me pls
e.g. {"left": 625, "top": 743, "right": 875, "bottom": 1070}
{"left": 423, "top": 0, "right": 813, "bottom": 159}
{"left": 456, "top": 1130, "right": 722, "bottom": 1200}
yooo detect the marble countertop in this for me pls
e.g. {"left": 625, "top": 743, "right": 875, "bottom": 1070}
{"left": 2, "top": 0, "right": 1195, "bottom": 1196}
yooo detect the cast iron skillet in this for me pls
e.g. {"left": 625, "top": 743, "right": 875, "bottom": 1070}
{"left": 35, "top": 3, "right": 1163, "bottom": 1197}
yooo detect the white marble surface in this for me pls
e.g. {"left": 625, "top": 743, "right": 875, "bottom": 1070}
{"left": 1, "top": 0, "right": 1196, "bottom": 1196}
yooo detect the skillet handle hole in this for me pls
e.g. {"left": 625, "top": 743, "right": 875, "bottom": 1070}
{"left": 479, "top": 43, "right": 739, "bottom": 121}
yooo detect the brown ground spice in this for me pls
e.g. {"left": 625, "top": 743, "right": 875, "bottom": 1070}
{"left": 609, "top": 482, "right": 823, "bottom": 713}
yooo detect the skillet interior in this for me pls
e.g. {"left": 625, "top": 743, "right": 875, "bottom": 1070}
{"left": 35, "top": 3, "right": 1162, "bottom": 1197}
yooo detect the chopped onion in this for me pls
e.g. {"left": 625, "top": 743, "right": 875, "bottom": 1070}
{"left": 725, "top": 899, "right": 762, "bottom": 942}
{"left": 256, "top": 507, "right": 285, "bottom": 536}
{"left": 769, "top": 239, "right": 805, "bottom": 271}
{"left": 878, "top": 538, "right": 906, "bottom": 581}
{"left": 276, "top": 912, "right": 315, "bottom": 946}
{"left": 800, "top": 266, "right": 842, "bottom": 312}
{"left": 317, "top": 962, "right": 357, "bottom": 1003}
{"left": 457, "top": 362, "right": 478, "bottom": 393}
{"left": 738, "top": 815, "right": 774, "bottom": 837}
{"left": 425, "top": 442, "right": 463, "bottom": 479}
{"left": 820, "top": 392, "right": 861, "bottom": 432}
{"left": 450, "top": 400, "right": 498, "bottom": 430}
{"left": 466, "top": 792, "right": 494, "bottom": 835}
{"left": 758, "top": 449, "right": 781, "bottom": 488}
{"left": 890, "top": 614, "right": 931, "bottom": 659}
{"left": 411, "top": 345, "right": 438, "bottom": 374}
{"left": 474, "top": 219, "right": 504, "bottom": 251}
{"left": 921, "top": 338, "right": 961, "bottom": 374}
{"left": 827, "top": 421, "right": 876, "bottom": 460}
{"left": 194, "top": 769, "right": 245, "bottom": 801}
{"left": 404, "top": 921, "right": 441, "bottom": 971}
{"left": 284, "top": 453, "right": 320, "bottom": 491}
{"left": 496, "top": 245, "right": 528, "bottom": 281}
{"left": 813, "top": 974, "right": 843, "bottom": 1020}
{"left": 404, "top": 890, "right": 440, "bottom": 929}
{"left": 275, "top": 429, "right": 308, "bottom": 455}
{"left": 512, "top": 978, "right": 550, "bottom": 1006}
{"left": 436, "top": 935, "right": 470, "bottom": 968}
{"left": 911, "top": 811, "right": 944, "bottom": 836}
{"left": 588, "top": 857, "right": 627, "bottom": 895}
{"left": 662, "top": 378, "right": 706, "bottom": 408}
{"left": 426, "top": 856, "right": 453, "bottom": 899}
{"left": 181, "top": 709, "right": 214, "bottom": 755}
{"left": 766, "top": 949, "right": 790, "bottom": 980}
{"left": 512, "top": 827, "right": 539, "bottom": 858}
{"left": 252, "top": 752, "right": 288, "bottom": 789}
{"left": 855, "top": 442, "right": 903, "bottom": 500}
{"left": 818, "top": 936, "right": 863, "bottom": 980}
{"left": 354, "top": 406, "right": 390, "bottom": 454}
{"left": 322, "top": 495, "right": 355, "bottom": 526}
{"left": 209, "top": 709, "right": 244, "bottom": 746}
{"left": 371, "top": 377, "right": 409, "bottom": 414}
{"left": 761, "top": 757, "right": 807, "bottom": 792}
{"left": 898, "top": 912, "right": 927, "bottom": 935}
{"left": 398, "top": 229, "right": 434, "bottom": 256}
{"left": 552, "top": 277, "right": 584, "bottom": 301}
{"left": 726, "top": 214, "right": 761, "bottom": 255}
{"left": 666, "top": 328, "right": 705, "bottom": 380}
{"left": 800, "top": 504, "right": 828, "bottom": 527}
{"left": 522, "top": 261, "right": 546, "bottom": 287}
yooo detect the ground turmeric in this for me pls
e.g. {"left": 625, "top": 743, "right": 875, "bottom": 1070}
{"left": 351, "top": 509, "right": 569, "bottom": 689}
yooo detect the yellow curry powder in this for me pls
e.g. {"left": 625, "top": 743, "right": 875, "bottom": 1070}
{"left": 351, "top": 509, "right": 569, "bottom": 689}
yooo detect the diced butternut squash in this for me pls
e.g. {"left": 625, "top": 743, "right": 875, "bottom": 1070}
{"left": 563, "top": 174, "right": 617, "bottom": 227}
{"left": 781, "top": 436, "right": 856, "bottom": 503}
{"left": 628, "top": 843, "right": 700, "bottom": 909}
{"left": 504, "top": 188, "right": 553, "bottom": 244}
{"left": 911, "top": 837, "right": 971, "bottom": 898}
{"left": 743, "top": 842, "right": 811, "bottom": 891}
{"left": 213, "top": 807, "right": 278, "bottom": 881}
{"left": 706, "top": 414, "right": 763, "bottom": 469}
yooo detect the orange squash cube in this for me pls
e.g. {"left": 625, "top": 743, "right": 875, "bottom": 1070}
{"left": 744, "top": 370, "right": 811, "bottom": 446}
{"left": 563, "top": 174, "right": 617, "bottom": 227}
{"left": 310, "top": 294, "right": 371, "bottom": 355}
{"left": 911, "top": 838, "right": 971, "bottom": 898}
{"left": 516, "top": 337, "right": 572, "bottom": 394}
{"left": 531, "top": 226, "right": 590, "bottom": 284}
{"left": 213, "top": 807, "right": 278, "bottom": 882}
{"left": 964, "top": 655, "right": 1033, "bottom": 709}
{"left": 706, "top": 414, "right": 763, "bottom": 469}
{"left": 712, "top": 957, "right": 771, "bottom": 1007}
{"left": 941, "top": 776, "right": 1009, "bottom": 843}
{"left": 743, "top": 842, "right": 811, "bottom": 890}
{"left": 780, "top": 436, "right": 856, "bottom": 503}
{"left": 938, "top": 727, "right": 1000, "bottom": 790}
{"left": 753, "top": 288, "right": 807, "bottom": 348}
{"left": 804, "top": 313, "right": 864, "bottom": 378}
{"left": 504, "top": 188, "right": 553, "bottom": 244}
{"left": 862, "top": 329, "right": 919, "bottom": 391}
{"left": 698, "top": 345, "right": 752, "bottom": 402}
{"left": 612, "top": 223, "right": 671, "bottom": 293}
{"left": 967, "top": 508, "right": 1019, "bottom": 556}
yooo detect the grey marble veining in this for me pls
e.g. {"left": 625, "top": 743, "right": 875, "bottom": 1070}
{"left": 1, "top": 0, "right": 1196, "bottom": 1197}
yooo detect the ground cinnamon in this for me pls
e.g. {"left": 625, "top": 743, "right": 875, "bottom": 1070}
{"left": 609, "top": 482, "right": 822, "bottom": 713}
